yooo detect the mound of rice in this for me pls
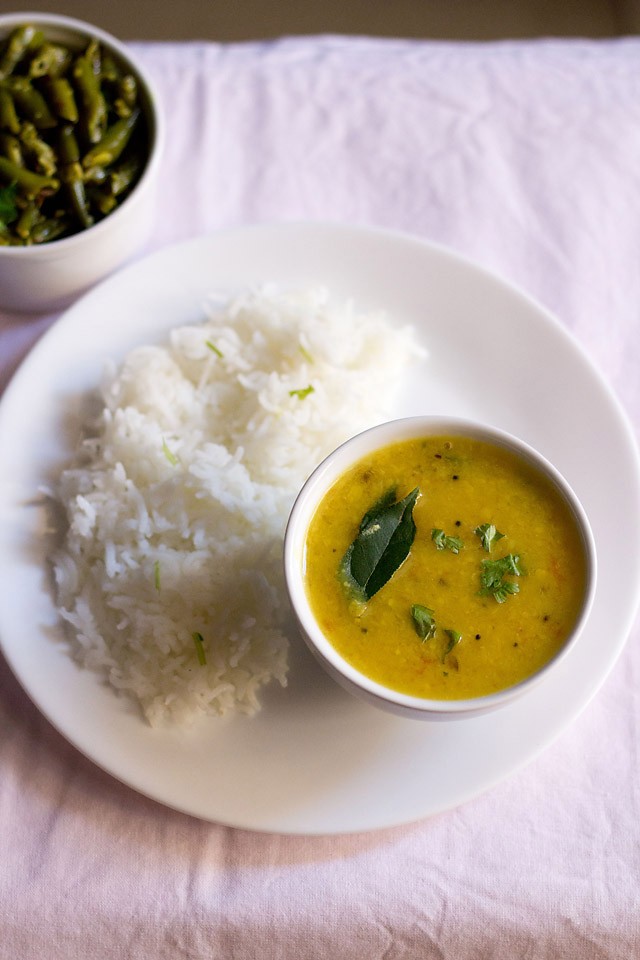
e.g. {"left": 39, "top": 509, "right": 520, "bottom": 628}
{"left": 53, "top": 285, "right": 423, "bottom": 726}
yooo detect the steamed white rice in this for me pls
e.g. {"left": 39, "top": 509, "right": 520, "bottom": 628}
{"left": 53, "top": 285, "right": 423, "bottom": 726}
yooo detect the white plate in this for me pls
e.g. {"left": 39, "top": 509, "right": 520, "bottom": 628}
{"left": 0, "top": 223, "right": 639, "bottom": 835}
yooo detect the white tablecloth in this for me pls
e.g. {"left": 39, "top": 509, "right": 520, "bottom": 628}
{"left": 1, "top": 36, "right": 639, "bottom": 958}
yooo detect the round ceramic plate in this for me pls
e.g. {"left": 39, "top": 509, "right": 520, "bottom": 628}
{"left": 0, "top": 223, "right": 638, "bottom": 834}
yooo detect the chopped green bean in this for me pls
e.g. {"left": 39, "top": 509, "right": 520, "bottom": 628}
{"left": 82, "top": 108, "right": 140, "bottom": 168}
{"left": 30, "top": 215, "right": 71, "bottom": 244}
{"left": 29, "top": 42, "right": 72, "bottom": 79}
{"left": 58, "top": 127, "right": 93, "bottom": 228}
{"left": 0, "top": 87, "right": 20, "bottom": 134}
{"left": 83, "top": 164, "right": 108, "bottom": 185}
{"left": 20, "top": 122, "right": 57, "bottom": 176}
{"left": 86, "top": 184, "right": 117, "bottom": 215}
{"left": 0, "top": 25, "right": 45, "bottom": 79}
{"left": 4, "top": 77, "right": 57, "bottom": 129}
{"left": 15, "top": 200, "right": 41, "bottom": 239}
{"left": 72, "top": 46, "right": 107, "bottom": 144}
{"left": 114, "top": 74, "right": 137, "bottom": 117}
{"left": 43, "top": 76, "right": 79, "bottom": 123}
{"left": 0, "top": 132, "right": 23, "bottom": 166}
{"left": 109, "top": 152, "right": 142, "bottom": 196}
{"left": 0, "top": 155, "right": 58, "bottom": 198}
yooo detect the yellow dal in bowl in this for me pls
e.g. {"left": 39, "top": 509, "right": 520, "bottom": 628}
{"left": 303, "top": 434, "right": 588, "bottom": 700}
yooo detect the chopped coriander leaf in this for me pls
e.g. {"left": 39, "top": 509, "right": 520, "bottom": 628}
{"left": 205, "top": 340, "right": 224, "bottom": 358}
{"left": 289, "top": 385, "right": 315, "bottom": 400}
{"left": 162, "top": 438, "right": 179, "bottom": 466}
{"left": 493, "top": 580, "right": 520, "bottom": 603}
{"left": 474, "top": 523, "right": 505, "bottom": 552}
{"left": 443, "top": 628, "right": 462, "bottom": 658}
{"left": 431, "top": 528, "right": 464, "bottom": 554}
{"left": 153, "top": 560, "right": 160, "bottom": 591}
{"left": 479, "top": 553, "right": 523, "bottom": 603}
{"left": 192, "top": 632, "right": 207, "bottom": 666}
{"left": 411, "top": 604, "right": 436, "bottom": 640}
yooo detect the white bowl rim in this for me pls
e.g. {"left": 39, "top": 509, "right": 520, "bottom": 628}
{"left": 283, "top": 415, "right": 598, "bottom": 716}
{"left": 0, "top": 10, "right": 164, "bottom": 256}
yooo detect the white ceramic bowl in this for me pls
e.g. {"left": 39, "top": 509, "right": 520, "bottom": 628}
{"left": 0, "top": 12, "right": 164, "bottom": 312}
{"left": 284, "top": 416, "right": 597, "bottom": 721}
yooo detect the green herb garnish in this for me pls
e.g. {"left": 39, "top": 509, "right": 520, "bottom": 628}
{"left": 474, "top": 523, "right": 505, "bottom": 552}
{"left": 289, "top": 385, "right": 315, "bottom": 400}
{"left": 479, "top": 553, "right": 523, "bottom": 603}
{"left": 153, "top": 560, "right": 161, "bottom": 591}
{"left": 192, "top": 631, "right": 207, "bottom": 666}
{"left": 431, "top": 528, "right": 463, "bottom": 554}
{"left": 340, "top": 487, "right": 420, "bottom": 601}
{"left": 162, "top": 438, "right": 179, "bottom": 466}
{"left": 205, "top": 340, "right": 224, "bottom": 358}
{"left": 411, "top": 604, "right": 436, "bottom": 640}
{"left": 298, "top": 344, "right": 313, "bottom": 363}
{"left": 442, "top": 628, "right": 462, "bottom": 660}
{"left": 0, "top": 182, "right": 18, "bottom": 228}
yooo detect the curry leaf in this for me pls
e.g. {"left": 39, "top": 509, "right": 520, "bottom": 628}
{"left": 340, "top": 487, "right": 420, "bottom": 601}
{"left": 359, "top": 487, "right": 397, "bottom": 531}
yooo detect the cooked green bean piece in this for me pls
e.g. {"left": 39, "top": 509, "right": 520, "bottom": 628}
{"left": 61, "top": 163, "right": 94, "bottom": 228}
{"left": 57, "top": 124, "right": 80, "bottom": 165}
{"left": 30, "top": 215, "right": 70, "bottom": 244}
{"left": 114, "top": 74, "right": 137, "bottom": 116}
{"left": 0, "top": 87, "right": 20, "bottom": 134}
{"left": 0, "top": 179, "right": 18, "bottom": 232}
{"left": 86, "top": 184, "right": 117, "bottom": 215}
{"left": 82, "top": 108, "right": 140, "bottom": 168}
{"left": 83, "top": 164, "right": 108, "bottom": 184}
{"left": 72, "top": 47, "right": 107, "bottom": 143}
{"left": 57, "top": 125, "right": 93, "bottom": 228}
{"left": 119, "top": 74, "right": 137, "bottom": 107}
{"left": 85, "top": 39, "right": 101, "bottom": 77}
{"left": 43, "top": 76, "right": 79, "bottom": 123}
{"left": 100, "top": 53, "right": 120, "bottom": 84}
{"left": 0, "top": 155, "right": 59, "bottom": 199}
{"left": 0, "top": 132, "right": 23, "bottom": 166}
{"left": 29, "top": 42, "right": 72, "bottom": 79}
{"left": 15, "top": 199, "right": 41, "bottom": 239}
{"left": 109, "top": 152, "right": 142, "bottom": 196}
{"left": 0, "top": 25, "right": 45, "bottom": 79}
{"left": 20, "top": 122, "right": 57, "bottom": 176}
{"left": 4, "top": 77, "right": 57, "bottom": 129}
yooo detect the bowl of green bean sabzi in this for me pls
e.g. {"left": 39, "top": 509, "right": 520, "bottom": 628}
{"left": 0, "top": 13, "right": 163, "bottom": 312}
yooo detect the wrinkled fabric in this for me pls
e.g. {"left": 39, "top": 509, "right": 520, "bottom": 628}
{"left": 0, "top": 37, "right": 639, "bottom": 959}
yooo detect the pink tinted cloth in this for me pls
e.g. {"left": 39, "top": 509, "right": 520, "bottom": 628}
{"left": 1, "top": 37, "right": 639, "bottom": 959}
